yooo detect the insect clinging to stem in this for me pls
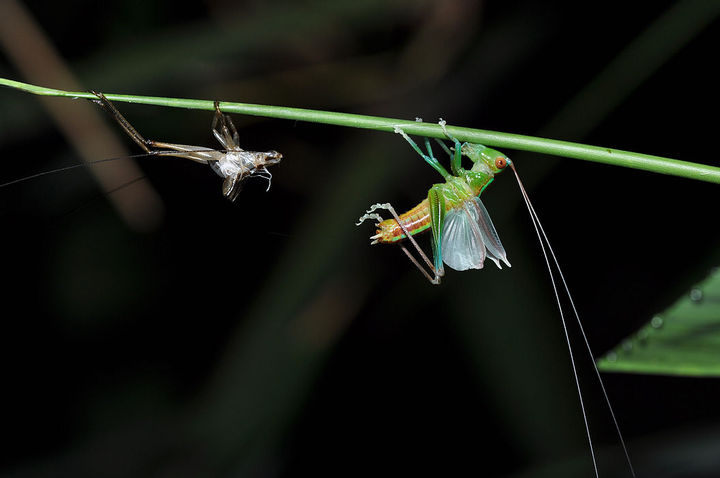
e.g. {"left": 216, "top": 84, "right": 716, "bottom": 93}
{"left": 357, "top": 120, "right": 511, "bottom": 285}
{"left": 357, "top": 120, "right": 637, "bottom": 477}
{"left": 89, "top": 91, "right": 283, "bottom": 201}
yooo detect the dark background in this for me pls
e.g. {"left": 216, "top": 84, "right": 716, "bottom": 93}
{"left": 0, "top": 1, "right": 719, "bottom": 476}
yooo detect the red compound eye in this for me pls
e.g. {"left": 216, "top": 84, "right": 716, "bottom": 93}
{"left": 495, "top": 157, "right": 507, "bottom": 169}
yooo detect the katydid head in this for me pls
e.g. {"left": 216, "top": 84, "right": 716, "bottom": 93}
{"left": 264, "top": 150, "right": 283, "bottom": 166}
{"left": 461, "top": 143, "right": 512, "bottom": 175}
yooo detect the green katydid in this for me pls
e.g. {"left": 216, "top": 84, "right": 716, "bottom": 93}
{"left": 357, "top": 121, "right": 637, "bottom": 478}
{"left": 356, "top": 120, "right": 512, "bottom": 285}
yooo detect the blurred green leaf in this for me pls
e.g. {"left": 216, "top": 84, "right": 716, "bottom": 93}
{"left": 598, "top": 268, "right": 720, "bottom": 376}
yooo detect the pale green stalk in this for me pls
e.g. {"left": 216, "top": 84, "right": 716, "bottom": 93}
{"left": 2, "top": 77, "right": 719, "bottom": 184}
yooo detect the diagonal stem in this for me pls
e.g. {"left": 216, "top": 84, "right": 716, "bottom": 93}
{"left": 3, "top": 77, "right": 720, "bottom": 185}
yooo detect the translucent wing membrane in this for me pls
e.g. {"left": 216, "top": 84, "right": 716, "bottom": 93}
{"left": 469, "top": 197, "right": 511, "bottom": 268}
{"left": 441, "top": 198, "right": 509, "bottom": 271}
{"left": 441, "top": 203, "right": 486, "bottom": 270}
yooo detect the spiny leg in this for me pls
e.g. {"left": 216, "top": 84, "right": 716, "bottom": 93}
{"left": 91, "top": 91, "right": 153, "bottom": 153}
{"left": 91, "top": 91, "right": 205, "bottom": 162}
{"left": 357, "top": 203, "right": 441, "bottom": 284}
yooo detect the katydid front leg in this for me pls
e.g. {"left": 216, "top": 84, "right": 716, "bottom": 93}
{"left": 212, "top": 101, "right": 240, "bottom": 150}
{"left": 393, "top": 126, "right": 451, "bottom": 180}
{"left": 438, "top": 119, "right": 464, "bottom": 176}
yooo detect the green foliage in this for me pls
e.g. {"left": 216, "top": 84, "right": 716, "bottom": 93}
{"left": 598, "top": 268, "right": 720, "bottom": 376}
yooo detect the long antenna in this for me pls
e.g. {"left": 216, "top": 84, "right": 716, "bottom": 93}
{"left": 509, "top": 164, "right": 599, "bottom": 477}
{"left": 0, "top": 148, "right": 232, "bottom": 191}
{"left": 510, "top": 164, "right": 636, "bottom": 477}
{"left": 0, "top": 153, "right": 158, "bottom": 190}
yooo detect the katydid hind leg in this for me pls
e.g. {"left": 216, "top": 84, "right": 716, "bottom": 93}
{"left": 382, "top": 203, "right": 438, "bottom": 280}
{"left": 428, "top": 187, "right": 446, "bottom": 277}
{"left": 357, "top": 202, "right": 440, "bottom": 284}
{"left": 90, "top": 91, "right": 152, "bottom": 154}
{"left": 399, "top": 244, "right": 437, "bottom": 284}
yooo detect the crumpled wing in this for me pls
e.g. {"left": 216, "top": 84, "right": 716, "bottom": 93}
{"left": 440, "top": 198, "right": 511, "bottom": 271}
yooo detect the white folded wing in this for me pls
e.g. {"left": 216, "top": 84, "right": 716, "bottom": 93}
{"left": 441, "top": 197, "right": 511, "bottom": 271}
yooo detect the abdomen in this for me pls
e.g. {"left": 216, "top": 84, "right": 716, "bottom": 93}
{"left": 375, "top": 199, "right": 431, "bottom": 243}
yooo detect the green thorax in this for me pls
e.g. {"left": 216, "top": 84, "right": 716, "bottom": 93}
{"left": 434, "top": 174, "right": 494, "bottom": 211}
{"left": 454, "top": 142, "right": 512, "bottom": 197}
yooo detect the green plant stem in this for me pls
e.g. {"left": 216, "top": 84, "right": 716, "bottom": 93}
{"left": 3, "top": 77, "right": 719, "bottom": 184}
